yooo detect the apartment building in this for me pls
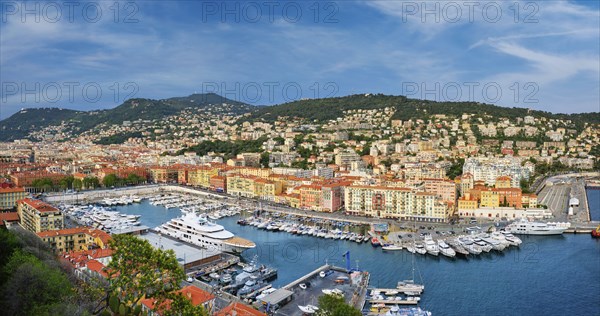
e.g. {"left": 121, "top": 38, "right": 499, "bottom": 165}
{"left": 37, "top": 227, "right": 111, "bottom": 253}
{"left": 344, "top": 186, "right": 449, "bottom": 222}
{"left": 0, "top": 186, "right": 27, "bottom": 210}
{"left": 17, "top": 198, "right": 64, "bottom": 233}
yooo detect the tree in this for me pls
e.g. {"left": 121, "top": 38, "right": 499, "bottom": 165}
{"left": 32, "top": 178, "right": 54, "bottom": 191}
{"left": 59, "top": 176, "right": 74, "bottom": 190}
{"left": 107, "top": 234, "right": 184, "bottom": 308}
{"left": 102, "top": 174, "right": 119, "bottom": 188}
{"left": 161, "top": 293, "right": 209, "bottom": 316}
{"left": 260, "top": 152, "right": 270, "bottom": 168}
{"left": 520, "top": 179, "right": 531, "bottom": 194}
{"left": 447, "top": 158, "right": 465, "bottom": 180}
{"left": 126, "top": 173, "right": 144, "bottom": 185}
{"left": 73, "top": 178, "right": 83, "bottom": 190}
{"left": 316, "top": 294, "right": 361, "bottom": 316}
{"left": 0, "top": 229, "right": 83, "bottom": 316}
{"left": 83, "top": 176, "right": 100, "bottom": 189}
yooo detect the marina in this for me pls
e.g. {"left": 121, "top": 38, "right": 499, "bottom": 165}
{"left": 55, "top": 189, "right": 600, "bottom": 315}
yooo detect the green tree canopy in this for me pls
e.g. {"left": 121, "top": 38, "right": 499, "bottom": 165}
{"left": 107, "top": 234, "right": 184, "bottom": 307}
{"left": 102, "top": 174, "right": 119, "bottom": 188}
{"left": 316, "top": 294, "right": 361, "bottom": 316}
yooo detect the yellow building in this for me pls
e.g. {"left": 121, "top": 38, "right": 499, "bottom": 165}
{"left": 0, "top": 187, "right": 27, "bottom": 210}
{"left": 521, "top": 194, "right": 538, "bottom": 208}
{"left": 495, "top": 176, "right": 512, "bottom": 189}
{"left": 235, "top": 167, "right": 272, "bottom": 179}
{"left": 253, "top": 179, "right": 282, "bottom": 201}
{"left": 17, "top": 198, "right": 64, "bottom": 233}
{"left": 480, "top": 189, "right": 500, "bottom": 208}
{"left": 149, "top": 166, "right": 178, "bottom": 183}
{"left": 344, "top": 186, "right": 449, "bottom": 222}
{"left": 226, "top": 175, "right": 256, "bottom": 198}
{"left": 457, "top": 193, "right": 479, "bottom": 217}
{"left": 37, "top": 227, "right": 112, "bottom": 253}
{"left": 188, "top": 167, "right": 219, "bottom": 188}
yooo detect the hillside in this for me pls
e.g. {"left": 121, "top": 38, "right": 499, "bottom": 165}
{"left": 2, "top": 93, "right": 599, "bottom": 142}
{"left": 0, "top": 93, "right": 253, "bottom": 141}
{"left": 0, "top": 108, "right": 83, "bottom": 140}
{"left": 243, "top": 94, "right": 600, "bottom": 125}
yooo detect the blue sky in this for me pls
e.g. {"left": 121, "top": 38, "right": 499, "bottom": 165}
{"left": 1, "top": 0, "right": 599, "bottom": 119}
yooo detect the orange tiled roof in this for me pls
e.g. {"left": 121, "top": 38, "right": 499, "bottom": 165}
{"left": 18, "top": 198, "right": 60, "bottom": 213}
{"left": 141, "top": 285, "right": 214, "bottom": 313}
{"left": 0, "top": 187, "right": 26, "bottom": 193}
{"left": 86, "top": 259, "right": 109, "bottom": 277}
{"left": 0, "top": 212, "right": 19, "bottom": 223}
{"left": 215, "top": 302, "right": 266, "bottom": 316}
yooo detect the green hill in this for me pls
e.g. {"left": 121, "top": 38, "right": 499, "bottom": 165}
{"left": 0, "top": 93, "right": 253, "bottom": 141}
{"left": 243, "top": 93, "right": 600, "bottom": 125}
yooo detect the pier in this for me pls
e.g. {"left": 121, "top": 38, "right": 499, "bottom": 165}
{"left": 259, "top": 264, "right": 369, "bottom": 315}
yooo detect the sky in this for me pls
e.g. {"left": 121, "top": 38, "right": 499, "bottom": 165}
{"left": 1, "top": 0, "right": 599, "bottom": 119}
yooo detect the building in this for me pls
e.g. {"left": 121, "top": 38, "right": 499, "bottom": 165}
{"left": 215, "top": 302, "right": 266, "bottom": 316}
{"left": 495, "top": 176, "right": 512, "bottom": 188}
{"left": 458, "top": 207, "right": 552, "bottom": 220}
{"left": 149, "top": 166, "right": 178, "bottom": 183}
{"left": 227, "top": 175, "right": 256, "bottom": 198}
{"left": 209, "top": 175, "right": 227, "bottom": 192}
{"left": 253, "top": 178, "right": 282, "bottom": 201}
{"left": 298, "top": 185, "right": 323, "bottom": 211}
{"left": 188, "top": 166, "right": 219, "bottom": 188}
{"left": 423, "top": 178, "right": 457, "bottom": 205}
{"left": 0, "top": 187, "right": 27, "bottom": 210}
{"left": 140, "top": 285, "right": 215, "bottom": 316}
{"left": 344, "top": 185, "right": 450, "bottom": 222}
{"left": 457, "top": 173, "right": 474, "bottom": 195}
{"left": 322, "top": 183, "right": 344, "bottom": 212}
{"left": 10, "top": 172, "right": 65, "bottom": 188}
{"left": 0, "top": 211, "right": 19, "bottom": 227}
{"left": 17, "top": 198, "right": 64, "bottom": 233}
{"left": 335, "top": 151, "right": 361, "bottom": 169}
{"left": 457, "top": 193, "right": 478, "bottom": 215}
{"left": 37, "top": 227, "right": 111, "bottom": 253}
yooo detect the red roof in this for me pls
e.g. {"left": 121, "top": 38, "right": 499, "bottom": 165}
{"left": 0, "top": 187, "right": 26, "bottom": 193}
{"left": 215, "top": 302, "right": 266, "bottom": 316}
{"left": 141, "top": 285, "right": 215, "bottom": 313}
{"left": 0, "top": 212, "right": 19, "bottom": 224}
{"left": 18, "top": 198, "right": 60, "bottom": 213}
{"left": 86, "top": 259, "right": 109, "bottom": 277}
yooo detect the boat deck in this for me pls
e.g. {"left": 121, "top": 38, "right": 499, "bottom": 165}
{"left": 225, "top": 236, "right": 255, "bottom": 247}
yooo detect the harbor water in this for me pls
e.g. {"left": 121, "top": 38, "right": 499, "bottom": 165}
{"left": 587, "top": 188, "right": 600, "bottom": 221}
{"left": 117, "top": 200, "right": 600, "bottom": 316}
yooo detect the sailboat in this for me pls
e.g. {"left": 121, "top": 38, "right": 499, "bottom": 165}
{"left": 397, "top": 219, "right": 425, "bottom": 295}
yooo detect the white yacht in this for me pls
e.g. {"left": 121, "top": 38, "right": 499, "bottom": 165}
{"left": 156, "top": 213, "right": 255, "bottom": 253}
{"left": 423, "top": 236, "right": 439, "bottom": 256}
{"left": 505, "top": 219, "right": 570, "bottom": 235}
{"left": 437, "top": 240, "right": 456, "bottom": 258}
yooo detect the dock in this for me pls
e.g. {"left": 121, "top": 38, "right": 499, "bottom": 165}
{"left": 368, "top": 286, "right": 424, "bottom": 295}
{"left": 367, "top": 299, "right": 418, "bottom": 305}
{"left": 256, "top": 264, "right": 370, "bottom": 315}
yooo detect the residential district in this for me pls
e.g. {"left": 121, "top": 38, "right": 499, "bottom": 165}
{"left": 1, "top": 104, "right": 599, "bottom": 315}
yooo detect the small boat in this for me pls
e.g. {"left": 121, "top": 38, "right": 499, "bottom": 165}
{"left": 592, "top": 225, "right": 600, "bottom": 238}
{"left": 437, "top": 240, "right": 456, "bottom": 258}
{"left": 382, "top": 244, "right": 403, "bottom": 251}
{"left": 414, "top": 243, "right": 427, "bottom": 255}
{"left": 371, "top": 237, "right": 381, "bottom": 247}
{"left": 298, "top": 305, "right": 319, "bottom": 314}
{"left": 299, "top": 283, "right": 307, "bottom": 290}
